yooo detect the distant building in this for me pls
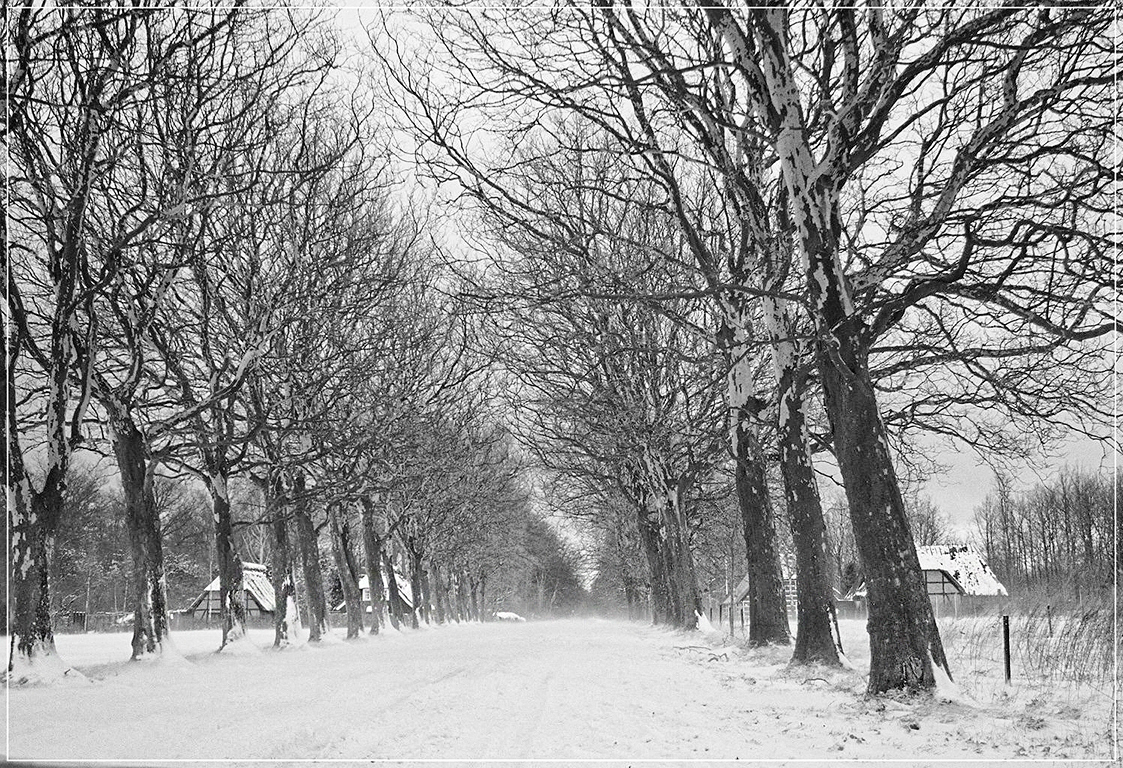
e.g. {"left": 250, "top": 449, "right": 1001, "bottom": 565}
{"left": 846, "top": 545, "right": 1008, "bottom": 600}
{"left": 333, "top": 573, "right": 415, "bottom": 612}
{"left": 187, "top": 562, "right": 276, "bottom": 618}
{"left": 719, "top": 555, "right": 805, "bottom": 618}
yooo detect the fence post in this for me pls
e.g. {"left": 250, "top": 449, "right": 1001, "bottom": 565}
{"left": 1003, "top": 614, "right": 1011, "bottom": 683}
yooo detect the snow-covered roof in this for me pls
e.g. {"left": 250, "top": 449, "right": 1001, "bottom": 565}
{"left": 916, "top": 545, "right": 1008, "bottom": 596}
{"left": 191, "top": 562, "right": 276, "bottom": 612}
{"left": 844, "top": 546, "right": 1008, "bottom": 599}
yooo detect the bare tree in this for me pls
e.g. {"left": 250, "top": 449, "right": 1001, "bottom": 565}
{"left": 5, "top": 6, "right": 232, "bottom": 674}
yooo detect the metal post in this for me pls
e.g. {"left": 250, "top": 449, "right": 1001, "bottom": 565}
{"left": 1003, "top": 614, "right": 1011, "bottom": 683}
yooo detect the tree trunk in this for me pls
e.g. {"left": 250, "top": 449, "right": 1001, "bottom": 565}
{"left": 264, "top": 473, "right": 297, "bottom": 648}
{"left": 112, "top": 418, "right": 170, "bottom": 659}
{"left": 8, "top": 483, "right": 61, "bottom": 679}
{"left": 704, "top": 0, "right": 950, "bottom": 693}
{"left": 431, "top": 563, "right": 447, "bottom": 624}
{"left": 776, "top": 366, "right": 841, "bottom": 665}
{"left": 328, "top": 504, "right": 364, "bottom": 639}
{"left": 732, "top": 415, "right": 790, "bottom": 645}
{"left": 207, "top": 470, "right": 245, "bottom": 650}
{"left": 359, "top": 496, "right": 386, "bottom": 634}
{"left": 636, "top": 509, "right": 672, "bottom": 625}
{"left": 383, "top": 553, "right": 404, "bottom": 629}
{"left": 469, "top": 576, "right": 480, "bottom": 621}
{"left": 458, "top": 573, "right": 471, "bottom": 622}
{"left": 821, "top": 335, "right": 950, "bottom": 691}
{"left": 479, "top": 572, "right": 488, "bottom": 619}
{"left": 407, "top": 547, "right": 423, "bottom": 629}
{"left": 659, "top": 482, "right": 701, "bottom": 629}
{"left": 292, "top": 476, "right": 329, "bottom": 641}
{"left": 420, "top": 565, "right": 434, "bottom": 625}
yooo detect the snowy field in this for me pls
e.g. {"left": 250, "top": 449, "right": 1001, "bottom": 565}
{"left": 6, "top": 618, "right": 1115, "bottom": 766}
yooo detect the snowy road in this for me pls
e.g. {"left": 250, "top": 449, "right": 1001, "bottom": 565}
{"left": 7, "top": 618, "right": 1112, "bottom": 765}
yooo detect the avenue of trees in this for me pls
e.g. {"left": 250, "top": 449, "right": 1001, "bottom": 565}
{"left": 384, "top": 2, "right": 1115, "bottom": 693}
{"left": 5, "top": 6, "right": 582, "bottom": 682}
{"left": 6, "top": 3, "right": 1115, "bottom": 698}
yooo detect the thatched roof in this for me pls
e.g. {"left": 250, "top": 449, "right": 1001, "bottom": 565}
{"left": 189, "top": 562, "right": 276, "bottom": 613}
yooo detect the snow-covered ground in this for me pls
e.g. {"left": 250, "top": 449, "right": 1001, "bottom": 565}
{"left": 6, "top": 618, "right": 1115, "bottom": 765}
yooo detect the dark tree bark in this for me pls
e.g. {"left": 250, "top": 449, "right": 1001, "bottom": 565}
{"left": 458, "top": 573, "right": 472, "bottom": 622}
{"left": 7, "top": 483, "right": 61, "bottom": 678}
{"left": 659, "top": 482, "right": 702, "bottom": 629}
{"left": 821, "top": 333, "right": 949, "bottom": 691}
{"left": 701, "top": 1, "right": 951, "bottom": 693}
{"left": 383, "top": 552, "right": 405, "bottom": 629}
{"left": 292, "top": 475, "right": 329, "bottom": 641}
{"left": 732, "top": 413, "right": 790, "bottom": 646}
{"left": 636, "top": 509, "right": 672, "bottom": 625}
{"left": 430, "top": 563, "right": 447, "bottom": 624}
{"left": 776, "top": 368, "right": 841, "bottom": 664}
{"left": 328, "top": 504, "right": 365, "bottom": 639}
{"left": 111, "top": 418, "right": 170, "bottom": 660}
{"left": 359, "top": 496, "right": 387, "bottom": 634}
{"left": 206, "top": 471, "right": 245, "bottom": 650}
{"left": 469, "top": 575, "right": 480, "bottom": 621}
{"left": 406, "top": 545, "right": 423, "bottom": 628}
{"left": 263, "top": 472, "right": 297, "bottom": 648}
{"left": 478, "top": 572, "right": 488, "bottom": 619}
{"left": 7, "top": 322, "right": 60, "bottom": 675}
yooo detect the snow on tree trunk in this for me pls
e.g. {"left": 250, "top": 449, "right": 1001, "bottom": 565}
{"left": 384, "top": 552, "right": 406, "bottom": 629}
{"left": 328, "top": 504, "right": 364, "bottom": 639}
{"left": 732, "top": 411, "right": 791, "bottom": 645}
{"left": 660, "top": 485, "right": 700, "bottom": 630}
{"left": 762, "top": 297, "right": 840, "bottom": 665}
{"left": 359, "top": 496, "right": 387, "bottom": 635}
{"left": 266, "top": 475, "right": 297, "bottom": 648}
{"left": 7, "top": 482, "right": 77, "bottom": 683}
{"left": 701, "top": 5, "right": 951, "bottom": 691}
{"left": 635, "top": 508, "right": 672, "bottom": 625}
{"left": 776, "top": 366, "right": 840, "bottom": 664}
{"left": 720, "top": 313, "right": 789, "bottom": 644}
{"left": 208, "top": 471, "right": 246, "bottom": 650}
{"left": 430, "top": 564, "right": 447, "bottom": 624}
{"left": 112, "top": 418, "right": 170, "bottom": 660}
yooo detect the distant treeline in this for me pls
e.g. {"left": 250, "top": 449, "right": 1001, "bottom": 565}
{"left": 972, "top": 467, "right": 1117, "bottom": 600}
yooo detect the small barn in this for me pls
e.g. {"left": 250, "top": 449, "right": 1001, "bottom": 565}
{"left": 845, "top": 545, "right": 1007, "bottom": 617}
{"left": 916, "top": 545, "right": 1008, "bottom": 597}
{"left": 188, "top": 562, "right": 277, "bottom": 618}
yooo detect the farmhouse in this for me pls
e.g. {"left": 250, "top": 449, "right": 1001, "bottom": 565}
{"left": 187, "top": 562, "right": 277, "bottom": 618}
{"left": 843, "top": 545, "right": 1008, "bottom": 617}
